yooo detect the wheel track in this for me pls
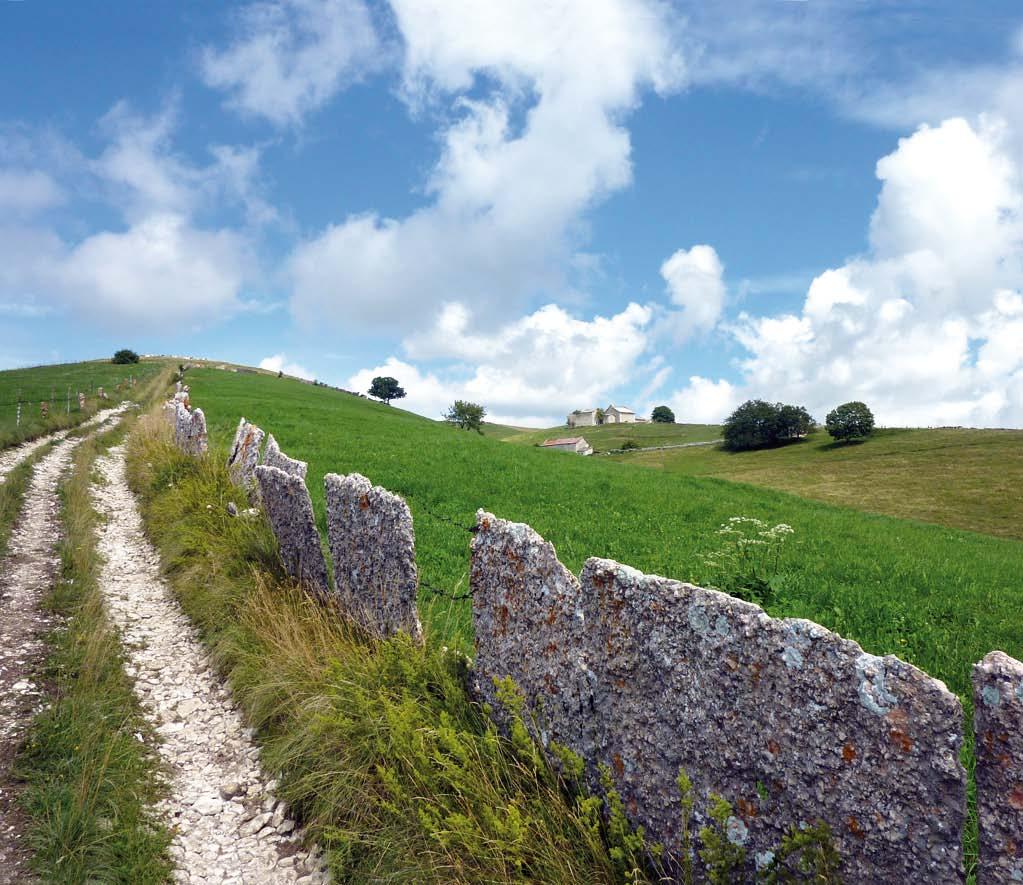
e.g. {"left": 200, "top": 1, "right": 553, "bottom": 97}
{"left": 90, "top": 444, "right": 328, "bottom": 885}
{"left": 0, "top": 404, "right": 128, "bottom": 883}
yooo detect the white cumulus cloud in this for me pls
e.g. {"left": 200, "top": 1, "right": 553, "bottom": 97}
{"left": 259, "top": 353, "right": 314, "bottom": 380}
{"left": 660, "top": 244, "right": 727, "bottom": 338}
{"left": 200, "top": 0, "right": 383, "bottom": 127}
{"left": 289, "top": 0, "right": 685, "bottom": 337}
{"left": 695, "top": 116, "right": 1023, "bottom": 428}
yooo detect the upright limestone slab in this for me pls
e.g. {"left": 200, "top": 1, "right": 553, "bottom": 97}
{"left": 973, "top": 651, "right": 1023, "bottom": 884}
{"left": 263, "top": 434, "right": 307, "bottom": 480}
{"left": 174, "top": 402, "right": 191, "bottom": 451}
{"left": 254, "top": 464, "right": 329, "bottom": 598}
{"left": 324, "top": 472, "right": 422, "bottom": 640}
{"left": 186, "top": 407, "right": 208, "bottom": 456}
{"left": 470, "top": 513, "right": 967, "bottom": 883}
{"left": 228, "top": 419, "right": 265, "bottom": 492}
{"left": 470, "top": 510, "right": 596, "bottom": 755}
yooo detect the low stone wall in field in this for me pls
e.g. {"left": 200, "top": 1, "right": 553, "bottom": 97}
{"left": 163, "top": 394, "right": 1021, "bottom": 883}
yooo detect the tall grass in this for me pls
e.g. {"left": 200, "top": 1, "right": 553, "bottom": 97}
{"left": 126, "top": 417, "right": 635, "bottom": 883}
{"left": 16, "top": 419, "right": 173, "bottom": 883}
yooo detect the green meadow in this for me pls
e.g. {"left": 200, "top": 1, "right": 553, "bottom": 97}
{"left": 186, "top": 367, "right": 1022, "bottom": 704}
{"left": 607, "top": 426, "right": 1023, "bottom": 541}
{"left": 485, "top": 418, "right": 722, "bottom": 451}
{"left": 0, "top": 359, "right": 167, "bottom": 448}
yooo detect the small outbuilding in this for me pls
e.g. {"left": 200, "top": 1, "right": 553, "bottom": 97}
{"left": 541, "top": 437, "right": 594, "bottom": 456}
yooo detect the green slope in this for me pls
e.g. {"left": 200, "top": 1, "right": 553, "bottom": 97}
{"left": 610, "top": 426, "right": 1023, "bottom": 540}
{"left": 0, "top": 359, "right": 167, "bottom": 449}
{"left": 497, "top": 420, "right": 722, "bottom": 451}
{"left": 187, "top": 367, "right": 1022, "bottom": 702}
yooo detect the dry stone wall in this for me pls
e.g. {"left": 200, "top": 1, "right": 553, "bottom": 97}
{"left": 973, "top": 651, "right": 1023, "bottom": 884}
{"left": 254, "top": 464, "right": 330, "bottom": 598}
{"left": 162, "top": 392, "right": 1020, "bottom": 882}
{"left": 471, "top": 510, "right": 968, "bottom": 882}
{"left": 324, "top": 472, "right": 422, "bottom": 640}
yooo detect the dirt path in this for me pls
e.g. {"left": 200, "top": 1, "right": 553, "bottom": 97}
{"left": 0, "top": 406, "right": 130, "bottom": 484}
{"left": 91, "top": 444, "right": 328, "bottom": 885}
{"left": 0, "top": 405, "right": 128, "bottom": 882}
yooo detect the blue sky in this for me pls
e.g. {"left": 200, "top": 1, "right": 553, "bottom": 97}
{"left": 3, "top": 1, "right": 1023, "bottom": 427}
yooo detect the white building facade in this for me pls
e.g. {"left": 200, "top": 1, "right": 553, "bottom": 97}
{"left": 603, "top": 404, "right": 636, "bottom": 424}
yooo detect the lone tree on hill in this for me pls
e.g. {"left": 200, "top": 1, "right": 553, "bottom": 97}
{"left": 723, "top": 400, "right": 814, "bottom": 451}
{"left": 651, "top": 405, "right": 675, "bottom": 423}
{"left": 444, "top": 400, "right": 486, "bottom": 433}
{"left": 826, "top": 401, "right": 875, "bottom": 442}
{"left": 369, "top": 376, "right": 406, "bottom": 404}
{"left": 112, "top": 349, "right": 139, "bottom": 364}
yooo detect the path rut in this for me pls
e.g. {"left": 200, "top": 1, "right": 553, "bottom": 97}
{"left": 0, "top": 404, "right": 128, "bottom": 883}
{"left": 91, "top": 444, "right": 328, "bottom": 884}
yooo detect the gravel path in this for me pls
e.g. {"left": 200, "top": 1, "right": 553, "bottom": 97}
{"left": 0, "top": 407, "right": 132, "bottom": 484}
{"left": 0, "top": 404, "right": 128, "bottom": 882}
{"left": 91, "top": 444, "right": 328, "bottom": 885}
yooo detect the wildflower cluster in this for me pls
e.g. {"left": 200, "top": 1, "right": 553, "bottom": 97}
{"left": 701, "top": 516, "right": 794, "bottom": 605}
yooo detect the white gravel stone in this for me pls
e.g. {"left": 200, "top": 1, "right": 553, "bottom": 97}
{"left": 90, "top": 443, "right": 329, "bottom": 884}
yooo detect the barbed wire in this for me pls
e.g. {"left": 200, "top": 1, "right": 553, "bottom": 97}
{"left": 419, "top": 579, "right": 475, "bottom": 602}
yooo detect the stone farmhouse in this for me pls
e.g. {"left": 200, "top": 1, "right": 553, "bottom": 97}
{"left": 540, "top": 437, "right": 594, "bottom": 455}
{"left": 567, "top": 404, "right": 639, "bottom": 427}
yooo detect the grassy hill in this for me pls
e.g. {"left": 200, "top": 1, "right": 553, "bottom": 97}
{"left": 0, "top": 359, "right": 167, "bottom": 448}
{"left": 491, "top": 420, "right": 722, "bottom": 451}
{"left": 607, "top": 426, "right": 1023, "bottom": 541}
{"left": 185, "top": 367, "right": 1022, "bottom": 706}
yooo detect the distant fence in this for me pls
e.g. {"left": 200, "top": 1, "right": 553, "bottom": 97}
{"left": 164, "top": 393, "right": 1022, "bottom": 883}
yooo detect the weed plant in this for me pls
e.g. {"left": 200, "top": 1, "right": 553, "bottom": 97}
{"left": 16, "top": 420, "right": 173, "bottom": 883}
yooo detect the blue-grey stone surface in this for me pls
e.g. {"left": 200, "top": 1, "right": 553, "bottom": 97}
{"left": 973, "top": 650, "right": 1023, "bottom": 884}
{"left": 254, "top": 464, "right": 329, "bottom": 598}
{"left": 470, "top": 510, "right": 966, "bottom": 883}
{"left": 324, "top": 472, "right": 422, "bottom": 640}
{"left": 263, "top": 434, "right": 307, "bottom": 480}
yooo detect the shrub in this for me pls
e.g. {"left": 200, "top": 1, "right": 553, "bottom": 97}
{"left": 722, "top": 400, "right": 813, "bottom": 451}
{"left": 112, "top": 349, "right": 140, "bottom": 364}
{"left": 651, "top": 405, "right": 675, "bottom": 424}
{"left": 826, "top": 401, "right": 875, "bottom": 442}
{"left": 621, "top": 440, "right": 641, "bottom": 451}
{"left": 444, "top": 400, "right": 486, "bottom": 433}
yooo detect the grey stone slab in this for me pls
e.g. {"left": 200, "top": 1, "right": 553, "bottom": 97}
{"left": 254, "top": 464, "right": 329, "bottom": 598}
{"left": 324, "top": 472, "right": 422, "bottom": 640}
{"left": 186, "top": 407, "right": 208, "bottom": 456}
{"left": 470, "top": 511, "right": 967, "bottom": 883}
{"left": 174, "top": 402, "right": 191, "bottom": 451}
{"left": 228, "top": 420, "right": 264, "bottom": 493}
{"left": 973, "top": 651, "right": 1023, "bottom": 884}
{"left": 263, "top": 434, "right": 307, "bottom": 480}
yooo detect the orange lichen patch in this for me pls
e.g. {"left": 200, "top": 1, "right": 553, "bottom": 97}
{"left": 481, "top": 517, "right": 491, "bottom": 531}
{"left": 725, "top": 655, "right": 740, "bottom": 672}
{"left": 613, "top": 753, "right": 625, "bottom": 778}
{"left": 842, "top": 743, "right": 857, "bottom": 763}
{"left": 750, "top": 662, "right": 763, "bottom": 687}
{"left": 544, "top": 673, "right": 560, "bottom": 695}
{"left": 889, "top": 728, "right": 914, "bottom": 753}
{"left": 1009, "top": 785, "right": 1023, "bottom": 810}
{"left": 737, "top": 798, "right": 758, "bottom": 819}
{"left": 544, "top": 642, "right": 558, "bottom": 655}
{"left": 498, "top": 605, "right": 509, "bottom": 636}
{"left": 546, "top": 607, "right": 558, "bottom": 625}
{"left": 847, "top": 816, "right": 865, "bottom": 839}
{"left": 766, "top": 738, "right": 780, "bottom": 756}
{"left": 358, "top": 493, "right": 370, "bottom": 511}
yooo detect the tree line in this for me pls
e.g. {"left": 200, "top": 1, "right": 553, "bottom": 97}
{"left": 723, "top": 399, "right": 875, "bottom": 451}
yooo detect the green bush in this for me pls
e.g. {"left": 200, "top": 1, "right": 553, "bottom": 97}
{"left": 722, "top": 400, "right": 813, "bottom": 451}
{"left": 825, "top": 401, "right": 875, "bottom": 442}
{"left": 112, "top": 349, "right": 140, "bottom": 364}
{"left": 651, "top": 406, "right": 675, "bottom": 424}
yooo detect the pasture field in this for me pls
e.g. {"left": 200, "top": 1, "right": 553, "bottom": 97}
{"left": 185, "top": 367, "right": 1022, "bottom": 704}
{"left": 491, "top": 419, "right": 722, "bottom": 451}
{"left": 0, "top": 359, "right": 167, "bottom": 449}
{"left": 609, "top": 426, "right": 1023, "bottom": 540}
